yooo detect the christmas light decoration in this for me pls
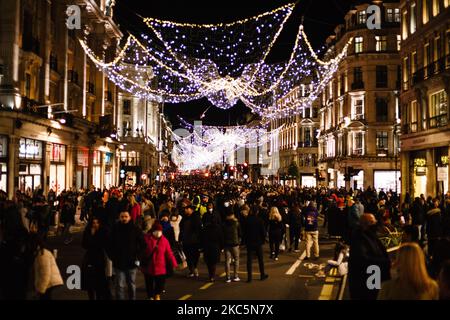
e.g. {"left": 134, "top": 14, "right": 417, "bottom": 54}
{"left": 79, "top": 3, "right": 351, "bottom": 120}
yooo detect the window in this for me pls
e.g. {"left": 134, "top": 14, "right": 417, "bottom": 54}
{"left": 434, "top": 36, "right": 441, "bottom": 61}
{"left": 353, "top": 132, "right": 364, "bottom": 155}
{"left": 376, "top": 66, "right": 388, "bottom": 88}
{"left": 386, "top": 8, "right": 394, "bottom": 22}
{"left": 411, "top": 100, "right": 418, "bottom": 132}
{"left": 123, "top": 99, "right": 131, "bottom": 115}
{"left": 424, "top": 42, "right": 431, "bottom": 77}
{"left": 376, "top": 132, "right": 388, "bottom": 150}
{"left": 397, "top": 35, "right": 401, "bottom": 51}
{"left": 355, "top": 36, "right": 363, "bottom": 53}
{"left": 376, "top": 36, "right": 387, "bottom": 52}
{"left": 376, "top": 98, "right": 388, "bottom": 122}
{"left": 50, "top": 144, "right": 66, "bottom": 162}
{"left": 25, "top": 73, "right": 31, "bottom": 98}
{"left": 352, "top": 96, "right": 364, "bottom": 120}
{"left": 340, "top": 74, "right": 346, "bottom": 95}
{"left": 354, "top": 67, "right": 363, "bottom": 84}
{"left": 423, "top": 0, "right": 429, "bottom": 24}
{"left": 402, "top": 11, "right": 408, "bottom": 40}
{"left": 19, "top": 138, "right": 43, "bottom": 160}
{"left": 403, "top": 57, "right": 410, "bottom": 89}
{"left": 432, "top": 0, "right": 439, "bottom": 16}
{"left": 410, "top": 2, "right": 417, "bottom": 34}
{"left": 429, "top": 90, "right": 448, "bottom": 128}
{"left": 357, "top": 10, "right": 367, "bottom": 24}
{"left": 411, "top": 51, "right": 417, "bottom": 74}
{"left": 395, "top": 8, "right": 401, "bottom": 22}
{"left": 0, "top": 136, "right": 7, "bottom": 157}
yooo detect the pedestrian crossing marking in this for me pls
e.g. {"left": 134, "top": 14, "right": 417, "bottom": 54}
{"left": 179, "top": 294, "right": 192, "bottom": 300}
{"left": 200, "top": 283, "right": 214, "bottom": 290}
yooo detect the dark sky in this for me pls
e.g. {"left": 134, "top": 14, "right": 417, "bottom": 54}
{"left": 115, "top": 0, "right": 361, "bottom": 128}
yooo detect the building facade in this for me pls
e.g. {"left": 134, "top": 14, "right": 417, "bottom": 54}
{"left": 317, "top": 1, "right": 402, "bottom": 192}
{"left": 399, "top": 0, "right": 450, "bottom": 199}
{"left": 268, "top": 85, "right": 320, "bottom": 187}
{"left": 0, "top": 0, "right": 169, "bottom": 197}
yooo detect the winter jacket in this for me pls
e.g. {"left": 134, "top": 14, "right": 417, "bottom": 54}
{"left": 411, "top": 202, "right": 426, "bottom": 225}
{"left": 303, "top": 205, "right": 319, "bottom": 232}
{"left": 223, "top": 218, "right": 241, "bottom": 247}
{"left": 60, "top": 202, "right": 76, "bottom": 225}
{"left": 130, "top": 204, "right": 142, "bottom": 222}
{"left": 34, "top": 249, "right": 64, "bottom": 294}
{"left": 268, "top": 220, "right": 285, "bottom": 242}
{"left": 141, "top": 235, "right": 177, "bottom": 276}
{"left": 81, "top": 227, "right": 109, "bottom": 291}
{"left": 288, "top": 208, "right": 303, "bottom": 230}
{"left": 243, "top": 215, "right": 266, "bottom": 247}
{"left": 426, "top": 208, "right": 442, "bottom": 239}
{"left": 201, "top": 223, "right": 224, "bottom": 265}
{"left": 349, "top": 227, "right": 391, "bottom": 300}
{"left": 161, "top": 220, "right": 176, "bottom": 246}
{"left": 347, "top": 204, "right": 360, "bottom": 230}
{"left": 179, "top": 212, "right": 202, "bottom": 246}
{"left": 107, "top": 222, "right": 146, "bottom": 270}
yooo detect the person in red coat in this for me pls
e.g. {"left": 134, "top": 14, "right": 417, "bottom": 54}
{"left": 141, "top": 221, "right": 177, "bottom": 300}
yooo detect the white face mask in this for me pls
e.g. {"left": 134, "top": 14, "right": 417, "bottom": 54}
{"left": 153, "top": 231, "right": 162, "bottom": 238}
{"left": 224, "top": 202, "right": 230, "bottom": 208}
{"left": 208, "top": 208, "right": 213, "bottom": 213}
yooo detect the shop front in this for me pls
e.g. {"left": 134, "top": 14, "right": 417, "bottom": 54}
{"left": 436, "top": 147, "right": 449, "bottom": 195}
{"left": 93, "top": 150, "right": 102, "bottom": 189}
{"left": 300, "top": 174, "right": 316, "bottom": 187}
{"left": 0, "top": 136, "right": 7, "bottom": 193}
{"left": 374, "top": 170, "right": 401, "bottom": 194}
{"left": 120, "top": 150, "right": 141, "bottom": 186}
{"left": 104, "top": 152, "right": 113, "bottom": 188}
{"left": 411, "top": 151, "right": 427, "bottom": 198}
{"left": 76, "top": 148, "right": 89, "bottom": 190}
{"left": 49, "top": 143, "right": 66, "bottom": 195}
{"left": 18, "top": 138, "right": 44, "bottom": 194}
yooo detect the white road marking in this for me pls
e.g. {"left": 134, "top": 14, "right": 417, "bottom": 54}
{"left": 286, "top": 250, "right": 306, "bottom": 275}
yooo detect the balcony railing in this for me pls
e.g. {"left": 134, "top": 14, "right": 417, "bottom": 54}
{"left": 352, "top": 149, "right": 363, "bottom": 156}
{"left": 298, "top": 141, "right": 318, "bottom": 148}
{"left": 429, "top": 114, "right": 448, "bottom": 129}
{"left": 351, "top": 81, "right": 364, "bottom": 90}
{"left": 413, "top": 55, "right": 450, "bottom": 85}
{"left": 351, "top": 114, "right": 364, "bottom": 121}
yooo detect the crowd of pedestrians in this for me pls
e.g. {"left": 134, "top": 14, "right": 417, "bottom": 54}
{"left": 1, "top": 176, "right": 450, "bottom": 300}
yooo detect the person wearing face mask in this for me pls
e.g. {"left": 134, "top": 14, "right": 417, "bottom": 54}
{"left": 202, "top": 202, "right": 222, "bottom": 227}
{"left": 348, "top": 213, "right": 391, "bottom": 300}
{"left": 141, "top": 221, "right": 177, "bottom": 300}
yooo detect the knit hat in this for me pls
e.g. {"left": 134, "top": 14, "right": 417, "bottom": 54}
{"left": 150, "top": 221, "right": 163, "bottom": 232}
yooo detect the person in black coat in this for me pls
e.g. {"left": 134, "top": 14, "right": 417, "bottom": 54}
{"left": 411, "top": 197, "right": 426, "bottom": 241}
{"left": 243, "top": 206, "right": 269, "bottom": 282}
{"left": 426, "top": 198, "right": 443, "bottom": 257}
{"left": 288, "top": 203, "right": 303, "bottom": 252}
{"left": 348, "top": 213, "right": 391, "bottom": 300}
{"left": 268, "top": 207, "right": 285, "bottom": 260}
{"left": 107, "top": 211, "right": 145, "bottom": 300}
{"left": 81, "top": 217, "right": 110, "bottom": 300}
{"left": 201, "top": 215, "right": 224, "bottom": 282}
{"left": 179, "top": 205, "right": 203, "bottom": 278}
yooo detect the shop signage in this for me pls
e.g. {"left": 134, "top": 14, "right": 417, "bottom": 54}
{"left": 437, "top": 167, "right": 448, "bottom": 182}
{"left": 416, "top": 167, "right": 426, "bottom": 176}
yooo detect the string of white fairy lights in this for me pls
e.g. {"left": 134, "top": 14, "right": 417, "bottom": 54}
{"left": 168, "top": 121, "right": 284, "bottom": 171}
{"left": 79, "top": 3, "right": 351, "bottom": 120}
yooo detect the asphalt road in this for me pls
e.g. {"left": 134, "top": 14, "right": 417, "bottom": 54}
{"left": 46, "top": 222, "right": 344, "bottom": 300}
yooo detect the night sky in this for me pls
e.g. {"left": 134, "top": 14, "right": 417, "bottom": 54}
{"left": 115, "top": 0, "right": 363, "bottom": 128}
